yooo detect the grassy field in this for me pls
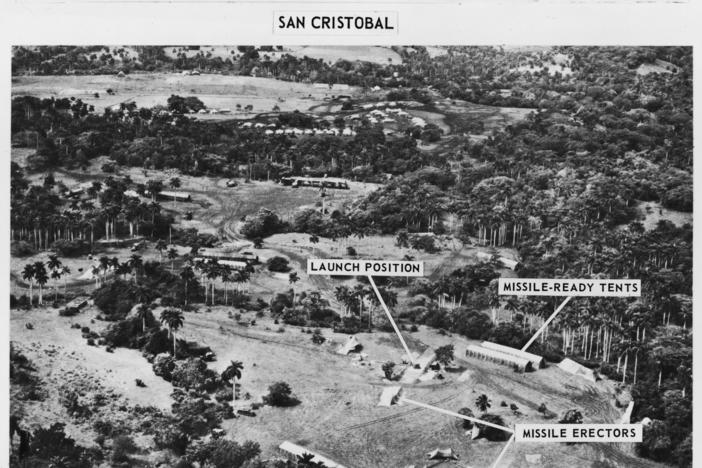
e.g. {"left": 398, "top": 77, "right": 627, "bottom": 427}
{"left": 11, "top": 73, "right": 361, "bottom": 116}
{"left": 162, "top": 46, "right": 402, "bottom": 66}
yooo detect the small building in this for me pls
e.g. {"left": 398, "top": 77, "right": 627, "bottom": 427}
{"left": 280, "top": 176, "right": 350, "bottom": 190}
{"left": 157, "top": 191, "right": 192, "bottom": 202}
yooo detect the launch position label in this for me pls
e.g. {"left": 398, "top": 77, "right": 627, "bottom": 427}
{"left": 498, "top": 278, "right": 641, "bottom": 297}
{"left": 307, "top": 259, "right": 423, "bottom": 277}
{"left": 515, "top": 424, "right": 643, "bottom": 443}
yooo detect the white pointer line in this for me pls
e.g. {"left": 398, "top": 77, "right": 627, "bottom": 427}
{"left": 367, "top": 275, "right": 415, "bottom": 365}
{"left": 521, "top": 296, "right": 573, "bottom": 352}
{"left": 400, "top": 397, "right": 514, "bottom": 433}
{"left": 491, "top": 434, "right": 515, "bottom": 468}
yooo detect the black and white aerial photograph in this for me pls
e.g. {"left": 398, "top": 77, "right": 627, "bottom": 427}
{"left": 9, "top": 45, "right": 693, "bottom": 468}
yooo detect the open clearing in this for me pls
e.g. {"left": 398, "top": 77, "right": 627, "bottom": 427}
{"left": 12, "top": 302, "right": 659, "bottom": 468}
{"left": 435, "top": 98, "right": 535, "bottom": 135}
{"left": 162, "top": 46, "right": 402, "bottom": 66}
{"left": 636, "top": 201, "right": 692, "bottom": 230}
{"left": 11, "top": 74, "right": 362, "bottom": 115}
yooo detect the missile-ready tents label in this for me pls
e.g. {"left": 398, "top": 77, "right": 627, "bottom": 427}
{"left": 307, "top": 259, "right": 423, "bottom": 277}
{"left": 499, "top": 279, "right": 641, "bottom": 297}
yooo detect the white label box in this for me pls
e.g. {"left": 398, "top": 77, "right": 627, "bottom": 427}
{"left": 515, "top": 424, "right": 643, "bottom": 443}
{"left": 498, "top": 279, "right": 641, "bottom": 297}
{"left": 274, "top": 12, "right": 399, "bottom": 35}
{"left": 307, "top": 259, "right": 423, "bottom": 277}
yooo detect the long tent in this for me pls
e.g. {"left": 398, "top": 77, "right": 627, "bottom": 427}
{"left": 480, "top": 341, "right": 544, "bottom": 368}
{"left": 466, "top": 344, "right": 531, "bottom": 372}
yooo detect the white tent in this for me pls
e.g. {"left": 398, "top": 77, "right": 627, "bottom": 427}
{"left": 557, "top": 358, "right": 597, "bottom": 382}
{"left": 481, "top": 341, "right": 544, "bottom": 368}
{"left": 466, "top": 344, "right": 531, "bottom": 371}
{"left": 336, "top": 336, "right": 362, "bottom": 355}
{"left": 427, "top": 448, "right": 458, "bottom": 460}
{"left": 378, "top": 386, "right": 402, "bottom": 407}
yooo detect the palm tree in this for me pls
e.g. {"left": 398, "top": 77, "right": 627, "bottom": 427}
{"left": 222, "top": 360, "right": 244, "bottom": 401}
{"left": 136, "top": 303, "right": 151, "bottom": 333}
{"left": 50, "top": 268, "right": 62, "bottom": 301}
{"left": 219, "top": 264, "right": 232, "bottom": 305}
{"left": 160, "top": 309, "right": 184, "bottom": 357}
{"left": 21, "top": 263, "right": 35, "bottom": 306}
{"left": 289, "top": 272, "right": 300, "bottom": 304}
{"left": 155, "top": 239, "right": 167, "bottom": 263}
{"left": 475, "top": 394, "right": 491, "bottom": 413}
{"left": 167, "top": 247, "right": 178, "bottom": 273}
{"left": 205, "top": 259, "right": 219, "bottom": 305}
{"left": 47, "top": 254, "right": 62, "bottom": 273}
{"left": 61, "top": 265, "right": 71, "bottom": 295}
{"left": 309, "top": 234, "right": 319, "bottom": 254}
{"left": 129, "top": 254, "right": 143, "bottom": 284}
{"left": 180, "top": 266, "right": 195, "bottom": 305}
{"left": 99, "top": 256, "right": 111, "bottom": 283}
{"left": 33, "top": 262, "right": 48, "bottom": 306}
{"left": 91, "top": 265, "right": 102, "bottom": 288}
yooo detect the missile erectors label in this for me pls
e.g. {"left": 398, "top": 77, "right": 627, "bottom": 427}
{"left": 307, "top": 259, "right": 423, "bottom": 277}
{"left": 515, "top": 424, "right": 643, "bottom": 443}
{"left": 498, "top": 279, "right": 641, "bottom": 297}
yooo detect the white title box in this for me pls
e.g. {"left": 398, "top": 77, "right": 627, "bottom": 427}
{"left": 274, "top": 12, "right": 399, "bottom": 35}
{"left": 515, "top": 424, "right": 643, "bottom": 443}
{"left": 307, "top": 259, "right": 423, "bottom": 277}
{"left": 498, "top": 279, "right": 641, "bottom": 297}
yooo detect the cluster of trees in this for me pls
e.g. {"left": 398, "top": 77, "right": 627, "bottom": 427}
{"left": 11, "top": 164, "right": 175, "bottom": 255}
{"left": 20, "top": 255, "right": 70, "bottom": 306}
